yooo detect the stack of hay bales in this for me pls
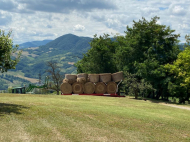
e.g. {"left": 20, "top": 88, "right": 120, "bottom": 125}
{"left": 60, "top": 71, "right": 123, "bottom": 94}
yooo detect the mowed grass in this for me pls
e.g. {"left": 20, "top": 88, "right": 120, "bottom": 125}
{"left": 0, "top": 94, "right": 190, "bottom": 142}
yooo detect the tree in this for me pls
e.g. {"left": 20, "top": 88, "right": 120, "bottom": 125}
{"left": 75, "top": 34, "right": 118, "bottom": 74}
{"left": 46, "top": 61, "right": 63, "bottom": 95}
{"left": 123, "top": 72, "right": 155, "bottom": 99}
{"left": 0, "top": 30, "right": 21, "bottom": 73}
{"left": 164, "top": 35, "right": 190, "bottom": 103}
{"left": 116, "top": 16, "right": 180, "bottom": 100}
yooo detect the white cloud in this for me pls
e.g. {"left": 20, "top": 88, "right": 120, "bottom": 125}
{"left": 0, "top": 0, "right": 190, "bottom": 44}
{"left": 73, "top": 24, "right": 85, "bottom": 31}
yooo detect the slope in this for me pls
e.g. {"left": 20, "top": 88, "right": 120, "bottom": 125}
{"left": 19, "top": 40, "right": 53, "bottom": 49}
{"left": 0, "top": 34, "right": 92, "bottom": 89}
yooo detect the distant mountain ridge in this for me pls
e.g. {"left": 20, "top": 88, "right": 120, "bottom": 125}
{"left": 14, "top": 34, "right": 92, "bottom": 78}
{"left": 40, "top": 34, "right": 92, "bottom": 52}
{"left": 1, "top": 34, "right": 92, "bottom": 89}
{"left": 19, "top": 40, "right": 53, "bottom": 49}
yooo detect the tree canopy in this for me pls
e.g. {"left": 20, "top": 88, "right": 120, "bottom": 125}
{"left": 0, "top": 30, "right": 21, "bottom": 73}
{"left": 164, "top": 35, "right": 190, "bottom": 102}
{"left": 116, "top": 16, "right": 180, "bottom": 99}
{"left": 75, "top": 16, "right": 184, "bottom": 101}
{"left": 75, "top": 34, "right": 117, "bottom": 74}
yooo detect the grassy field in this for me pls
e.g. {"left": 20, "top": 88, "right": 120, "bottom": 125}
{"left": 0, "top": 93, "right": 190, "bottom": 142}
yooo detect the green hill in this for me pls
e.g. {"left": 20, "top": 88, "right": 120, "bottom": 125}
{"left": 19, "top": 40, "right": 53, "bottom": 49}
{"left": 0, "top": 34, "right": 92, "bottom": 89}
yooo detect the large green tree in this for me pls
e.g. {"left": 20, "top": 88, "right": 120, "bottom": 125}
{"left": 116, "top": 16, "right": 180, "bottom": 99}
{"left": 165, "top": 35, "right": 190, "bottom": 103}
{"left": 75, "top": 34, "right": 118, "bottom": 74}
{"left": 0, "top": 30, "right": 21, "bottom": 73}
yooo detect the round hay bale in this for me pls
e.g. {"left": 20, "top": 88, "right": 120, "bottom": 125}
{"left": 107, "top": 82, "right": 117, "bottom": 94}
{"left": 63, "top": 78, "right": 68, "bottom": 83}
{"left": 60, "top": 83, "right": 72, "bottom": 94}
{"left": 84, "top": 82, "right": 95, "bottom": 94}
{"left": 63, "top": 78, "right": 76, "bottom": 84}
{"left": 95, "top": 82, "right": 106, "bottom": 94}
{"left": 86, "top": 77, "right": 90, "bottom": 82}
{"left": 112, "top": 71, "right": 124, "bottom": 82}
{"left": 88, "top": 74, "right": 99, "bottom": 83}
{"left": 65, "top": 74, "right": 77, "bottom": 80}
{"left": 99, "top": 73, "right": 111, "bottom": 83}
{"left": 77, "top": 73, "right": 88, "bottom": 79}
{"left": 77, "top": 77, "right": 86, "bottom": 84}
{"left": 72, "top": 82, "right": 84, "bottom": 94}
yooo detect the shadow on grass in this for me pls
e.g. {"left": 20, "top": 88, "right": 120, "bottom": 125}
{"left": 129, "top": 97, "right": 190, "bottom": 106}
{"left": 0, "top": 103, "right": 29, "bottom": 116}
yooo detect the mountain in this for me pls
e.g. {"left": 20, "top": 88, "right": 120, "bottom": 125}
{"left": 40, "top": 34, "right": 91, "bottom": 53}
{"left": 19, "top": 40, "right": 53, "bottom": 49}
{"left": 0, "top": 34, "right": 92, "bottom": 89}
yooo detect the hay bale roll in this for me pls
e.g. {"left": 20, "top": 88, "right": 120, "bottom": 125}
{"left": 107, "top": 82, "right": 117, "bottom": 94}
{"left": 99, "top": 73, "right": 111, "bottom": 83}
{"left": 112, "top": 71, "right": 124, "bottom": 82}
{"left": 84, "top": 82, "right": 95, "bottom": 94}
{"left": 77, "top": 73, "right": 88, "bottom": 79}
{"left": 65, "top": 74, "right": 77, "bottom": 80}
{"left": 95, "top": 82, "right": 106, "bottom": 94}
{"left": 72, "top": 82, "right": 84, "bottom": 94}
{"left": 60, "top": 83, "right": 72, "bottom": 94}
{"left": 77, "top": 77, "right": 86, "bottom": 84}
{"left": 63, "top": 78, "right": 76, "bottom": 84}
{"left": 63, "top": 79, "right": 68, "bottom": 83}
{"left": 86, "top": 77, "right": 90, "bottom": 82}
{"left": 88, "top": 74, "right": 99, "bottom": 83}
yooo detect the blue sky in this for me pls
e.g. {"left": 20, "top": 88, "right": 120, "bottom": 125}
{"left": 0, "top": 0, "right": 189, "bottom": 44}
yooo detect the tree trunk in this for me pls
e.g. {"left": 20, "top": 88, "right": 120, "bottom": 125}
{"left": 57, "top": 90, "right": 59, "bottom": 95}
{"left": 135, "top": 89, "right": 138, "bottom": 99}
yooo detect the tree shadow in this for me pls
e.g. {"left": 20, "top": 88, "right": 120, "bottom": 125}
{"left": 129, "top": 97, "right": 190, "bottom": 106}
{"left": 0, "top": 103, "right": 29, "bottom": 116}
{"left": 129, "top": 97, "right": 168, "bottom": 104}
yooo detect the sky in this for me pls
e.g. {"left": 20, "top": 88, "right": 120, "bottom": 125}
{"left": 0, "top": 0, "right": 190, "bottom": 44}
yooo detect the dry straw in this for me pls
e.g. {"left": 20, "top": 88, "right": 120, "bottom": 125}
{"left": 77, "top": 77, "right": 86, "bottom": 84}
{"left": 72, "top": 82, "right": 84, "bottom": 94}
{"left": 63, "top": 78, "right": 76, "bottom": 84}
{"left": 107, "top": 82, "right": 117, "bottom": 94}
{"left": 84, "top": 82, "right": 95, "bottom": 94}
{"left": 99, "top": 73, "right": 111, "bottom": 83}
{"left": 60, "top": 83, "right": 72, "bottom": 94}
{"left": 77, "top": 73, "right": 88, "bottom": 80}
{"left": 88, "top": 74, "right": 99, "bottom": 83}
{"left": 95, "top": 82, "right": 106, "bottom": 94}
{"left": 112, "top": 71, "right": 124, "bottom": 82}
{"left": 65, "top": 74, "right": 77, "bottom": 80}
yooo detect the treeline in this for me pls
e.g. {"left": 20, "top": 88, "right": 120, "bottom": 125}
{"left": 75, "top": 16, "right": 190, "bottom": 103}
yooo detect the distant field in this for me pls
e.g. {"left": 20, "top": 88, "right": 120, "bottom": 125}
{"left": 16, "top": 75, "right": 38, "bottom": 83}
{"left": 0, "top": 93, "right": 190, "bottom": 142}
{"left": 3, "top": 71, "right": 38, "bottom": 84}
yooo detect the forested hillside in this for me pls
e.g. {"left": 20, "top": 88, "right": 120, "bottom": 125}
{"left": 0, "top": 34, "right": 91, "bottom": 89}
{"left": 19, "top": 40, "right": 53, "bottom": 49}
{"left": 0, "top": 74, "right": 30, "bottom": 90}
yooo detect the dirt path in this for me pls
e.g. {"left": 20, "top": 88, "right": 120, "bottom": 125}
{"left": 161, "top": 103, "right": 190, "bottom": 111}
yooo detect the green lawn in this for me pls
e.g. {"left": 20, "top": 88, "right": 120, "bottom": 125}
{"left": 0, "top": 93, "right": 190, "bottom": 142}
